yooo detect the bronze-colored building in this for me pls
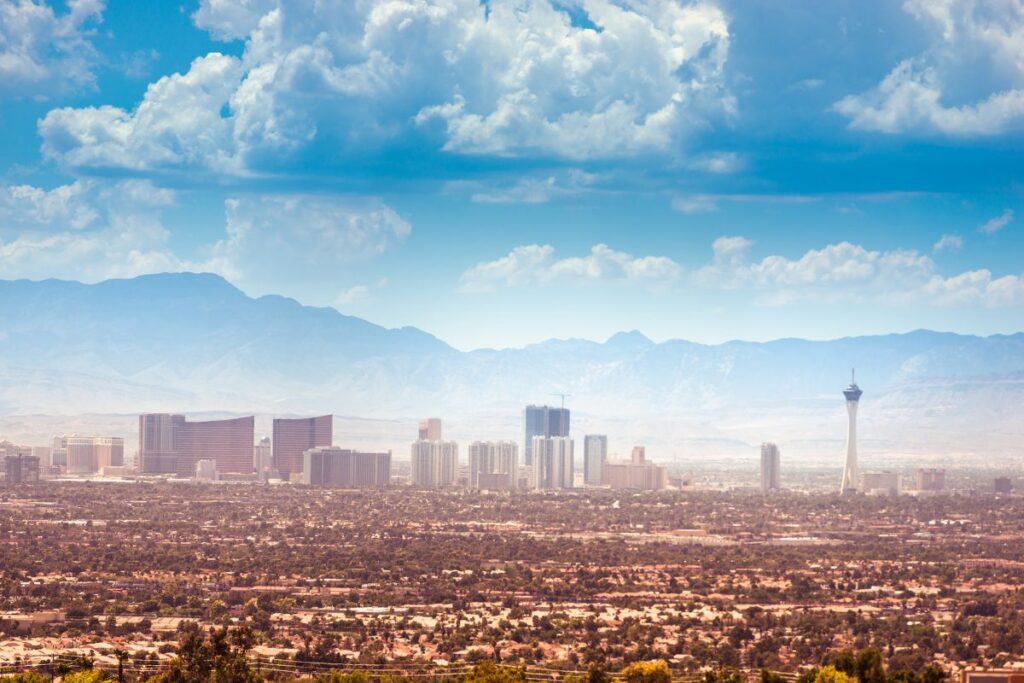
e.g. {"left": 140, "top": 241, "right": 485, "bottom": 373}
{"left": 272, "top": 415, "right": 332, "bottom": 480}
{"left": 139, "top": 414, "right": 254, "bottom": 477}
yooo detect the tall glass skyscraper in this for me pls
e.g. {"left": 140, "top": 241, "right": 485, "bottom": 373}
{"left": 523, "top": 404, "right": 570, "bottom": 466}
{"left": 583, "top": 434, "right": 608, "bottom": 486}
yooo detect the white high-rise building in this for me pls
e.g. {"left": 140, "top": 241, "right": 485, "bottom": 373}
{"left": 760, "top": 443, "right": 781, "bottom": 492}
{"left": 254, "top": 436, "right": 272, "bottom": 472}
{"left": 583, "top": 434, "right": 607, "bottom": 486}
{"left": 533, "top": 436, "right": 574, "bottom": 490}
{"left": 411, "top": 439, "right": 458, "bottom": 487}
{"left": 468, "top": 440, "right": 518, "bottom": 490}
{"left": 840, "top": 370, "right": 863, "bottom": 495}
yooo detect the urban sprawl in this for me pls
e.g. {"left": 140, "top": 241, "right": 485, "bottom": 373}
{"left": 1, "top": 380, "right": 1022, "bottom": 683}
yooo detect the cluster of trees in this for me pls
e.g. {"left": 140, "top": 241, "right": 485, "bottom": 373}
{"left": 3, "top": 484, "right": 1023, "bottom": 672}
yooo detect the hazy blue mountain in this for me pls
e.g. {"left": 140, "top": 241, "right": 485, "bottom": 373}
{"left": 1, "top": 273, "right": 1022, "bottom": 459}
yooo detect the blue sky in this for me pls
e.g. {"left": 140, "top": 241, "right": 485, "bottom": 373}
{"left": 1, "top": 0, "right": 1022, "bottom": 350}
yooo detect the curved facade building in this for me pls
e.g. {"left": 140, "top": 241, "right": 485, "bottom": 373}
{"left": 177, "top": 416, "right": 254, "bottom": 477}
{"left": 272, "top": 415, "right": 333, "bottom": 480}
{"left": 139, "top": 414, "right": 254, "bottom": 477}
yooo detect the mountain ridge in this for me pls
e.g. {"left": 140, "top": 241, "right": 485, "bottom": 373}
{"left": 1, "top": 272, "right": 1023, "bottom": 459}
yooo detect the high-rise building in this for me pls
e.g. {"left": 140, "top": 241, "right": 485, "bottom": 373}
{"left": 418, "top": 418, "right": 442, "bottom": 441}
{"left": 4, "top": 454, "right": 40, "bottom": 484}
{"left": 302, "top": 447, "right": 391, "bottom": 487}
{"left": 861, "top": 471, "right": 900, "bottom": 496}
{"left": 916, "top": 468, "right": 945, "bottom": 492}
{"left": 994, "top": 477, "right": 1013, "bottom": 494}
{"left": 272, "top": 415, "right": 333, "bottom": 480}
{"left": 840, "top": 370, "right": 863, "bottom": 495}
{"left": 31, "top": 446, "right": 51, "bottom": 470}
{"left": 139, "top": 414, "right": 254, "bottom": 477}
{"left": 139, "top": 414, "right": 183, "bottom": 474}
{"left": 523, "top": 405, "right": 570, "bottom": 466}
{"left": 411, "top": 440, "right": 458, "bottom": 487}
{"left": 533, "top": 436, "right": 573, "bottom": 490}
{"left": 50, "top": 436, "right": 68, "bottom": 470}
{"left": 176, "top": 416, "right": 254, "bottom": 477}
{"left": 254, "top": 436, "right": 272, "bottom": 472}
{"left": 468, "top": 440, "right": 518, "bottom": 490}
{"left": 583, "top": 434, "right": 607, "bottom": 486}
{"left": 65, "top": 436, "right": 124, "bottom": 474}
{"left": 602, "top": 446, "right": 666, "bottom": 491}
{"left": 760, "top": 443, "right": 781, "bottom": 492}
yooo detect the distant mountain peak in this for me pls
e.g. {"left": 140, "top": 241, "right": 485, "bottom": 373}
{"left": 605, "top": 329, "right": 654, "bottom": 348}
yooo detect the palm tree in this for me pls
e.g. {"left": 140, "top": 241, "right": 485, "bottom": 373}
{"left": 112, "top": 649, "right": 129, "bottom": 683}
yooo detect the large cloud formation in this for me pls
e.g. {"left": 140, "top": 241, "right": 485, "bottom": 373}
{"left": 39, "top": 0, "right": 732, "bottom": 177}
{"left": 0, "top": 0, "right": 105, "bottom": 98}
{"left": 0, "top": 180, "right": 410, "bottom": 288}
{"left": 835, "top": 0, "right": 1024, "bottom": 135}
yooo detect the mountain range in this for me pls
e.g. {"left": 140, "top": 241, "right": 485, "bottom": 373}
{"left": 1, "top": 273, "right": 1022, "bottom": 462}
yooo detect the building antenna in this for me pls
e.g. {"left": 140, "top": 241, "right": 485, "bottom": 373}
{"left": 851, "top": 368, "right": 856, "bottom": 384}
{"left": 550, "top": 393, "right": 572, "bottom": 409}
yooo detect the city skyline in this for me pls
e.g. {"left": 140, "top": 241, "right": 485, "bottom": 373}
{"left": 2, "top": 2, "right": 1023, "bottom": 680}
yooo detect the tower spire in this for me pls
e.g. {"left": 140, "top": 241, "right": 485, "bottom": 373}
{"left": 841, "top": 372, "right": 863, "bottom": 494}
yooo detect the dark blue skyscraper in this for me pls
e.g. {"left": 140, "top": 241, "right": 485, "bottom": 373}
{"left": 523, "top": 404, "right": 570, "bottom": 466}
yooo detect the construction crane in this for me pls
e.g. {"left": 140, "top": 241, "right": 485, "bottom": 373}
{"left": 550, "top": 393, "right": 572, "bottom": 409}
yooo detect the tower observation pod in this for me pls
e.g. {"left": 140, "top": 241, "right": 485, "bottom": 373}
{"left": 840, "top": 369, "right": 863, "bottom": 495}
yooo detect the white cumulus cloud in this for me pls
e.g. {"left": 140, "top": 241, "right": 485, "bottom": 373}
{"left": 0, "top": 181, "right": 411, "bottom": 289}
{"left": 39, "top": 0, "right": 733, "bottom": 177}
{"left": 0, "top": 179, "right": 191, "bottom": 282}
{"left": 206, "top": 195, "right": 411, "bottom": 287}
{"left": 695, "top": 234, "right": 1024, "bottom": 307}
{"left": 0, "top": 0, "right": 104, "bottom": 98}
{"left": 834, "top": 0, "right": 1024, "bottom": 135}
{"left": 459, "top": 243, "right": 682, "bottom": 293}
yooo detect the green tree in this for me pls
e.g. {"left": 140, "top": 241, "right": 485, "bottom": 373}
{"left": 148, "top": 626, "right": 259, "bottom": 683}
{"left": 620, "top": 660, "right": 671, "bottom": 683}
{"left": 813, "top": 666, "right": 851, "bottom": 683}
{"left": 0, "top": 674, "right": 50, "bottom": 683}
{"left": 855, "top": 649, "right": 886, "bottom": 683}
{"left": 920, "top": 664, "right": 948, "bottom": 683}
{"left": 64, "top": 672, "right": 112, "bottom": 683}
{"left": 464, "top": 661, "right": 525, "bottom": 683}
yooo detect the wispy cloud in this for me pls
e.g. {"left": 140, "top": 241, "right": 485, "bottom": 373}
{"left": 459, "top": 170, "right": 601, "bottom": 204}
{"left": 672, "top": 193, "right": 818, "bottom": 214}
{"left": 933, "top": 234, "right": 963, "bottom": 252}
{"left": 978, "top": 209, "right": 1014, "bottom": 235}
{"left": 336, "top": 279, "right": 389, "bottom": 307}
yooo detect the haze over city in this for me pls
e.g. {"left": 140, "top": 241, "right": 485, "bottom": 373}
{"left": 1, "top": 1, "right": 1024, "bottom": 682}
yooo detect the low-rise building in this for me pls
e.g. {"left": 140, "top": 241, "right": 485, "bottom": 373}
{"left": 602, "top": 446, "right": 666, "bottom": 491}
